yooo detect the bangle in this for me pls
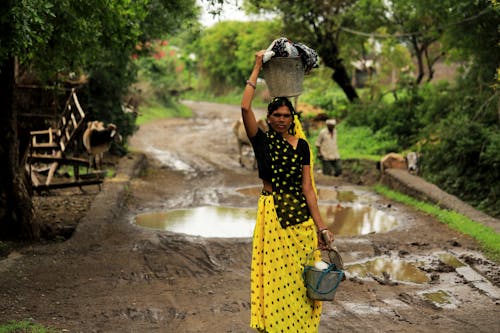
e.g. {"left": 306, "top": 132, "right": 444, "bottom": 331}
{"left": 246, "top": 80, "right": 256, "bottom": 89}
{"left": 318, "top": 227, "right": 328, "bottom": 233}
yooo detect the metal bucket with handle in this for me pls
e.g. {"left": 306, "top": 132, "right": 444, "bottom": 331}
{"left": 262, "top": 57, "right": 304, "bottom": 98}
{"left": 303, "top": 247, "right": 344, "bottom": 301}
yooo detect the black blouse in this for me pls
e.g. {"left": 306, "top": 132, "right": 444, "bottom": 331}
{"left": 249, "top": 128, "right": 310, "bottom": 183}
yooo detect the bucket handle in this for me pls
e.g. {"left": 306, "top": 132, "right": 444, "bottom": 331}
{"left": 304, "top": 247, "right": 344, "bottom": 270}
{"left": 303, "top": 248, "right": 345, "bottom": 294}
{"left": 302, "top": 265, "right": 344, "bottom": 294}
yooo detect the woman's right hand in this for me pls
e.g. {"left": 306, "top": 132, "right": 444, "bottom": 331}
{"left": 254, "top": 50, "right": 266, "bottom": 67}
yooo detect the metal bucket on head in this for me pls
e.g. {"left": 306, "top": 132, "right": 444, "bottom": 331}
{"left": 262, "top": 57, "right": 304, "bottom": 98}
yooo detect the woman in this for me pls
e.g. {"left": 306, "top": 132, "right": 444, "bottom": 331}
{"left": 242, "top": 50, "right": 334, "bottom": 333}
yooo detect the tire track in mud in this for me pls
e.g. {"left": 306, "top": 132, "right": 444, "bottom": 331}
{"left": 128, "top": 234, "right": 252, "bottom": 281}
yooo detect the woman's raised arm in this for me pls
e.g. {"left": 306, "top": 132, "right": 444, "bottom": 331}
{"left": 241, "top": 50, "right": 265, "bottom": 138}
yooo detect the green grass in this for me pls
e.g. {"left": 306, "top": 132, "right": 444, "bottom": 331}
{"left": 308, "top": 123, "right": 396, "bottom": 163}
{"left": 375, "top": 184, "right": 500, "bottom": 262}
{"left": 336, "top": 125, "right": 396, "bottom": 161}
{"left": 136, "top": 100, "right": 192, "bottom": 125}
{"left": 0, "top": 320, "right": 57, "bottom": 333}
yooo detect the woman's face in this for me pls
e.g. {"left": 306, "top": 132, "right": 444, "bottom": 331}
{"left": 267, "top": 105, "right": 292, "bottom": 135}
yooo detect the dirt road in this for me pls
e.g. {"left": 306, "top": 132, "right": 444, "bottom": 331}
{"left": 0, "top": 101, "right": 499, "bottom": 332}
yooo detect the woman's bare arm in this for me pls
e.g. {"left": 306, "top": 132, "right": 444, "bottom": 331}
{"left": 241, "top": 50, "right": 265, "bottom": 138}
{"left": 302, "top": 165, "right": 335, "bottom": 245}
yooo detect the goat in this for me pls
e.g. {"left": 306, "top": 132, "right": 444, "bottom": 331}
{"left": 83, "top": 121, "right": 122, "bottom": 170}
{"left": 232, "top": 119, "right": 268, "bottom": 169}
{"left": 406, "top": 152, "right": 419, "bottom": 174}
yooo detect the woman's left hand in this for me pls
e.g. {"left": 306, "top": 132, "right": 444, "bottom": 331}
{"left": 318, "top": 229, "right": 335, "bottom": 249}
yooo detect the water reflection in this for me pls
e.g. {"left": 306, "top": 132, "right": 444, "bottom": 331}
{"left": 236, "top": 186, "right": 262, "bottom": 197}
{"left": 347, "top": 257, "right": 429, "bottom": 284}
{"left": 146, "top": 146, "right": 194, "bottom": 172}
{"left": 422, "top": 290, "right": 452, "bottom": 304}
{"left": 136, "top": 194, "right": 399, "bottom": 238}
{"left": 320, "top": 204, "right": 398, "bottom": 236}
{"left": 438, "top": 253, "right": 465, "bottom": 268}
{"left": 317, "top": 188, "right": 357, "bottom": 202}
{"left": 135, "top": 206, "right": 256, "bottom": 238}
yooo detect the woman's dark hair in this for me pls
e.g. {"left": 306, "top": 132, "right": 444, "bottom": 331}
{"left": 267, "top": 97, "right": 295, "bottom": 116}
{"left": 267, "top": 97, "right": 296, "bottom": 135}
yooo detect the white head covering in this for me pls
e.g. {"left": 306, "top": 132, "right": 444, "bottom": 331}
{"left": 326, "top": 119, "right": 336, "bottom": 126}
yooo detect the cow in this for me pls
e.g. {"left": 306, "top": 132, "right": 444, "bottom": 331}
{"left": 232, "top": 119, "right": 268, "bottom": 169}
{"left": 377, "top": 152, "right": 419, "bottom": 175}
{"left": 83, "top": 121, "right": 122, "bottom": 170}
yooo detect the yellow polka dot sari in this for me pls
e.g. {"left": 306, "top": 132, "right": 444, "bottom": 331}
{"left": 250, "top": 115, "right": 322, "bottom": 332}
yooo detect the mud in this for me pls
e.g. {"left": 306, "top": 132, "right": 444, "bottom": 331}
{"left": 0, "top": 100, "right": 499, "bottom": 332}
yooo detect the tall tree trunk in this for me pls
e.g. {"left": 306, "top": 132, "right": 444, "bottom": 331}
{"left": 331, "top": 59, "right": 359, "bottom": 102}
{"left": 0, "top": 57, "right": 37, "bottom": 239}
{"left": 411, "top": 37, "right": 425, "bottom": 85}
{"left": 316, "top": 37, "right": 359, "bottom": 102}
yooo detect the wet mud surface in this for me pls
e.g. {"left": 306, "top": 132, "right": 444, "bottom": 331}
{"left": 1, "top": 101, "right": 499, "bottom": 332}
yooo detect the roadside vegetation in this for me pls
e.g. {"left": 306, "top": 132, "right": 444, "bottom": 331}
{"left": 0, "top": 320, "right": 56, "bottom": 333}
{"left": 375, "top": 185, "right": 500, "bottom": 262}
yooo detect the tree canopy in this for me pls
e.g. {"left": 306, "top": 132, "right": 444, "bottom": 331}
{"left": 197, "top": 20, "right": 282, "bottom": 94}
{"left": 0, "top": 0, "right": 200, "bottom": 239}
{"left": 245, "top": 0, "right": 361, "bottom": 101}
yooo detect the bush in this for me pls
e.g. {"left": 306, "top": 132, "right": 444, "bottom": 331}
{"left": 421, "top": 111, "right": 500, "bottom": 217}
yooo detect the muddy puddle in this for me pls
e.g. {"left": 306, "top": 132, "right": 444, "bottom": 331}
{"left": 145, "top": 146, "right": 195, "bottom": 172}
{"left": 421, "top": 290, "right": 453, "bottom": 305}
{"left": 236, "top": 186, "right": 399, "bottom": 235}
{"left": 438, "top": 252, "right": 466, "bottom": 268}
{"left": 135, "top": 206, "right": 256, "bottom": 238}
{"left": 320, "top": 203, "right": 399, "bottom": 236}
{"left": 134, "top": 187, "right": 399, "bottom": 238}
{"left": 346, "top": 257, "right": 430, "bottom": 284}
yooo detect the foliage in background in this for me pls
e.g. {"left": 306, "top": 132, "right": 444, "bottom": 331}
{"left": 13, "top": 0, "right": 200, "bottom": 146}
{"left": 136, "top": 101, "right": 193, "bottom": 125}
{"left": 84, "top": 0, "right": 199, "bottom": 146}
{"left": 0, "top": 0, "right": 201, "bottom": 238}
{"left": 307, "top": 122, "right": 397, "bottom": 164}
{"left": 352, "top": 0, "right": 457, "bottom": 85}
{"left": 196, "top": 20, "right": 282, "bottom": 94}
{"left": 300, "top": 67, "right": 350, "bottom": 117}
{"left": 339, "top": 0, "right": 499, "bottom": 217}
{"left": 420, "top": 89, "right": 500, "bottom": 217}
{"left": 134, "top": 39, "right": 187, "bottom": 103}
{"left": 245, "top": 0, "right": 361, "bottom": 101}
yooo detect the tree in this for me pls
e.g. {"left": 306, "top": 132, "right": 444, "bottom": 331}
{"left": 0, "top": 0, "right": 56, "bottom": 239}
{"left": 245, "top": 0, "right": 360, "bottom": 102}
{"left": 0, "top": 0, "right": 198, "bottom": 239}
{"left": 418, "top": 0, "right": 500, "bottom": 217}
{"left": 197, "top": 20, "right": 282, "bottom": 94}
{"left": 343, "top": 0, "right": 499, "bottom": 217}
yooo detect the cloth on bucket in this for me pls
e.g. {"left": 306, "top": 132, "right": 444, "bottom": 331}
{"left": 263, "top": 37, "right": 319, "bottom": 74}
